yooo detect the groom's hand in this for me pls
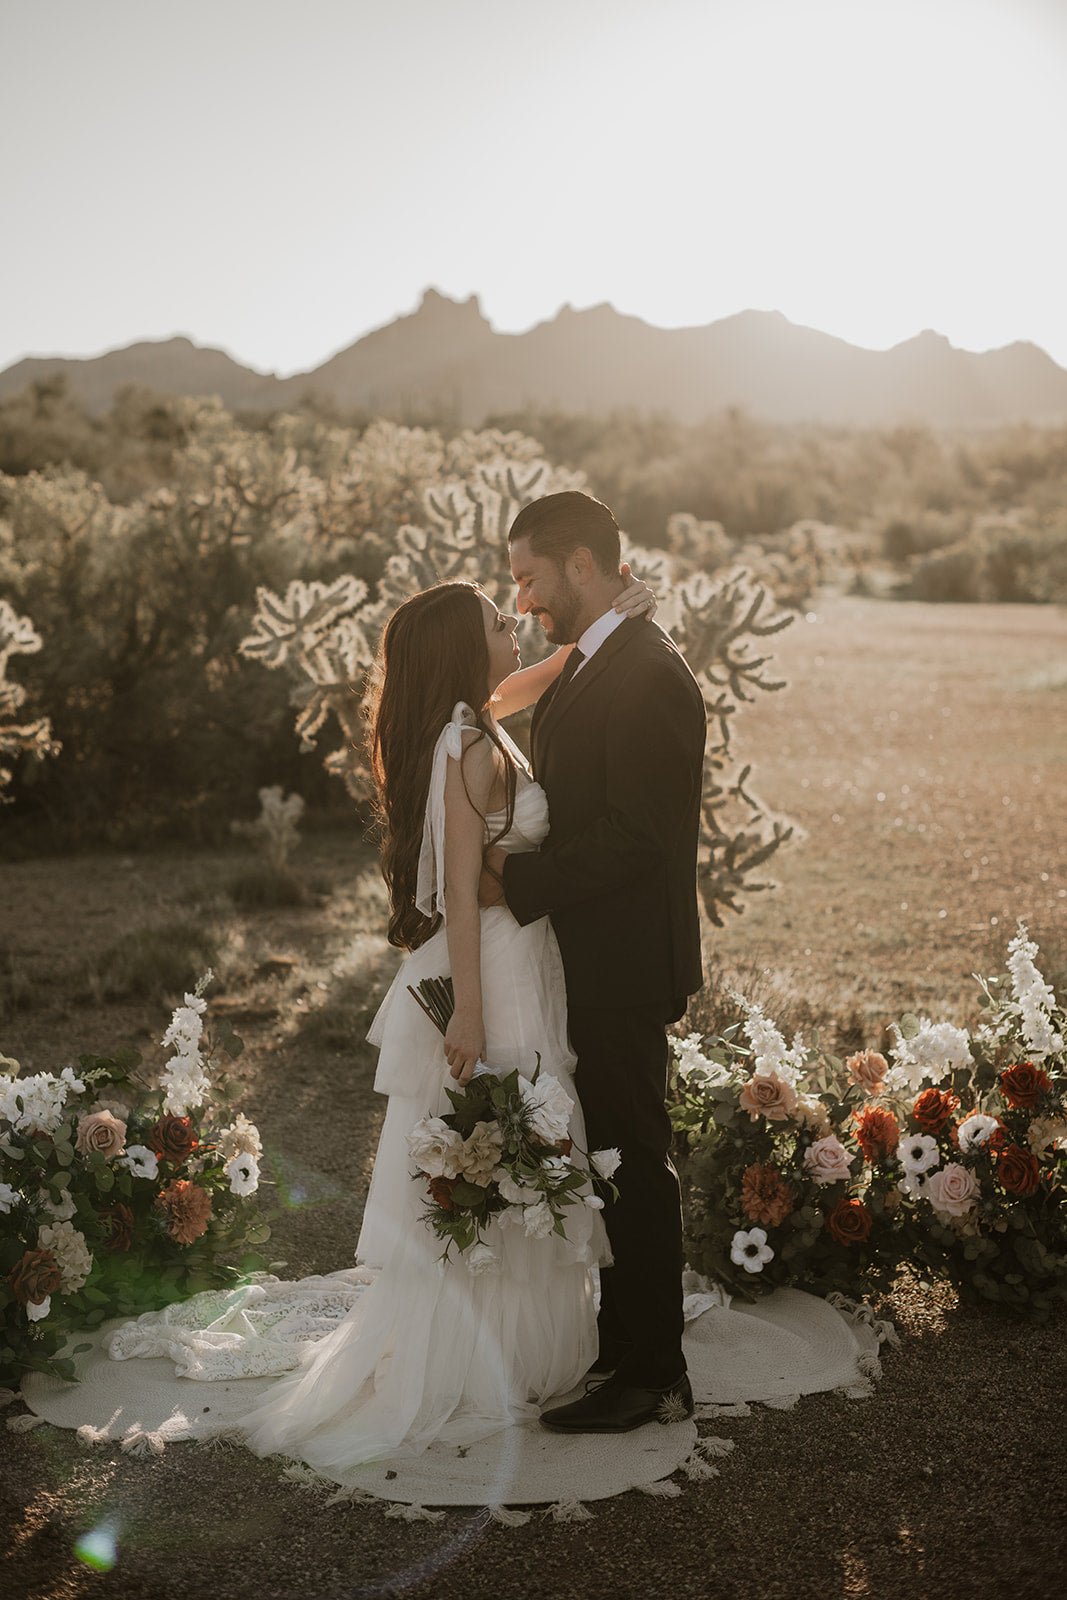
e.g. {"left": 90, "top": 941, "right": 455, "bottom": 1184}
{"left": 478, "top": 846, "right": 507, "bottom": 907}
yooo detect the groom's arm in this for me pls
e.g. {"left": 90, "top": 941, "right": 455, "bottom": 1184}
{"left": 501, "top": 659, "right": 705, "bottom": 925}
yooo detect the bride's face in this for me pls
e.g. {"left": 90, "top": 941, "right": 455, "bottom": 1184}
{"left": 478, "top": 593, "right": 521, "bottom": 694}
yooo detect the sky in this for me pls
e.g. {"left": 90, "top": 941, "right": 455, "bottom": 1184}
{"left": 2, "top": 0, "right": 1066, "bottom": 376}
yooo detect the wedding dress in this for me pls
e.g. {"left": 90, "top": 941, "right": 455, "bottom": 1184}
{"left": 100, "top": 702, "right": 610, "bottom": 1473}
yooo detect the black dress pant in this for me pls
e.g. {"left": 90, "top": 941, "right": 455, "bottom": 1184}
{"left": 567, "top": 1003, "right": 685, "bottom": 1388}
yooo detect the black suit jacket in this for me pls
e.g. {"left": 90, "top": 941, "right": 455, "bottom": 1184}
{"left": 503, "top": 617, "right": 707, "bottom": 1016}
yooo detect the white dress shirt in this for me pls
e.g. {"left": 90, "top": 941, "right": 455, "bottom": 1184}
{"left": 571, "top": 604, "right": 627, "bottom": 675}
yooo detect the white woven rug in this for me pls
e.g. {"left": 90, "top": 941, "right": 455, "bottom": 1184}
{"left": 15, "top": 1281, "right": 889, "bottom": 1507}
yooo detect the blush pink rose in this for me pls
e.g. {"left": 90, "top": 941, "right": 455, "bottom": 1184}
{"left": 802, "top": 1134, "right": 853, "bottom": 1186}
{"left": 75, "top": 1109, "right": 128, "bottom": 1161}
{"left": 845, "top": 1050, "right": 889, "bottom": 1096}
{"left": 924, "top": 1161, "right": 979, "bottom": 1217}
{"left": 739, "top": 1072, "right": 799, "bottom": 1122}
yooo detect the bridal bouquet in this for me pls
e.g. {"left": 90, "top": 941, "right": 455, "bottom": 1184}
{"left": 405, "top": 978, "right": 620, "bottom": 1268}
{"left": 0, "top": 973, "right": 275, "bottom": 1386}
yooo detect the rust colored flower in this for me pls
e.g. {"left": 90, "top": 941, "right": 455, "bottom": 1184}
{"left": 852, "top": 1105, "right": 901, "bottom": 1162}
{"left": 7, "top": 1247, "right": 63, "bottom": 1306}
{"left": 740, "top": 1163, "right": 795, "bottom": 1228}
{"left": 996, "top": 1144, "right": 1041, "bottom": 1197}
{"left": 154, "top": 1179, "right": 213, "bottom": 1244}
{"left": 428, "top": 1176, "right": 456, "bottom": 1211}
{"left": 998, "top": 1062, "right": 1052, "bottom": 1110}
{"left": 100, "top": 1202, "right": 135, "bottom": 1253}
{"left": 826, "top": 1196, "right": 872, "bottom": 1247}
{"left": 846, "top": 1050, "right": 888, "bottom": 1096}
{"left": 148, "top": 1114, "right": 199, "bottom": 1164}
{"left": 911, "top": 1088, "right": 960, "bottom": 1134}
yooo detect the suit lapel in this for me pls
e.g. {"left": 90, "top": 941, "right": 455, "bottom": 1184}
{"left": 533, "top": 618, "right": 643, "bottom": 766}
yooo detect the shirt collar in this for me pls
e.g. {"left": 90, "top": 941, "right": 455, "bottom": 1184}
{"left": 575, "top": 604, "right": 627, "bottom": 664}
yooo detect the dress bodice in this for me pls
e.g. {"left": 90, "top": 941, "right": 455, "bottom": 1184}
{"left": 485, "top": 766, "right": 549, "bottom": 853}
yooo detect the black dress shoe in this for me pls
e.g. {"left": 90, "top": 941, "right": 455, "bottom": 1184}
{"left": 540, "top": 1371, "right": 694, "bottom": 1433}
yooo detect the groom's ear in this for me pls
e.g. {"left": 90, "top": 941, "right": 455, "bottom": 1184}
{"left": 567, "top": 546, "right": 598, "bottom": 586}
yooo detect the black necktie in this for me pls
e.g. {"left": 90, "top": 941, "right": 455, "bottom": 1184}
{"left": 556, "top": 646, "right": 585, "bottom": 692}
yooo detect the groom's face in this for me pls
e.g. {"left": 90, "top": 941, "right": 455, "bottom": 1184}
{"left": 509, "top": 536, "right": 583, "bottom": 645}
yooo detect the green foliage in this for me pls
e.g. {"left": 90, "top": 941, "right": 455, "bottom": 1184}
{"left": 80, "top": 920, "right": 221, "bottom": 1003}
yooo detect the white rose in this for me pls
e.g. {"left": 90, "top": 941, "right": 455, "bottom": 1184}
{"left": 518, "top": 1074, "right": 574, "bottom": 1146}
{"left": 584, "top": 1194, "right": 605, "bottom": 1210}
{"left": 465, "top": 1242, "right": 499, "bottom": 1276}
{"left": 591, "top": 1148, "right": 622, "bottom": 1181}
{"left": 802, "top": 1135, "right": 853, "bottom": 1186}
{"left": 924, "top": 1162, "right": 980, "bottom": 1218}
{"left": 406, "top": 1117, "right": 464, "bottom": 1179}
{"left": 522, "top": 1200, "right": 557, "bottom": 1239}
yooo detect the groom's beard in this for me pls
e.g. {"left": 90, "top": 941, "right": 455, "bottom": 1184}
{"left": 533, "top": 576, "right": 583, "bottom": 644}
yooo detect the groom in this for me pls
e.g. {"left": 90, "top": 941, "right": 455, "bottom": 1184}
{"left": 480, "top": 489, "right": 707, "bottom": 1433}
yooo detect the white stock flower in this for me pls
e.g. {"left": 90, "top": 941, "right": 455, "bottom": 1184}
{"left": 731, "top": 995, "right": 807, "bottom": 1086}
{"left": 957, "top": 1113, "right": 1000, "bottom": 1153}
{"left": 406, "top": 1116, "right": 464, "bottom": 1179}
{"left": 518, "top": 1073, "right": 574, "bottom": 1145}
{"left": 522, "top": 1200, "right": 557, "bottom": 1239}
{"left": 590, "top": 1148, "right": 622, "bottom": 1181}
{"left": 465, "top": 1242, "right": 499, "bottom": 1276}
{"left": 730, "top": 1227, "right": 775, "bottom": 1274}
{"left": 886, "top": 1019, "right": 971, "bottom": 1093}
{"left": 0, "top": 1181, "right": 19, "bottom": 1213}
{"left": 0, "top": 1066, "right": 84, "bottom": 1136}
{"left": 216, "top": 1112, "right": 263, "bottom": 1163}
{"left": 161, "top": 1052, "right": 211, "bottom": 1117}
{"left": 120, "top": 1144, "right": 159, "bottom": 1179}
{"left": 226, "top": 1151, "right": 260, "bottom": 1197}
{"left": 37, "top": 1220, "right": 93, "bottom": 1293}
{"left": 161, "top": 1000, "right": 206, "bottom": 1054}
{"left": 37, "top": 1187, "right": 77, "bottom": 1221}
{"left": 672, "top": 1032, "right": 730, "bottom": 1085}
{"left": 1006, "top": 922, "right": 1064, "bottom": 1060}
{"left": 897, "top": 1134, "right": 941, "bottom": 1175}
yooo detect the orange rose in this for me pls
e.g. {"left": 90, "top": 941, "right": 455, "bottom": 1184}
{"left": 7, "top": 1247, "right": 63, "bottom": 1306}
{"left": 911, "top": 1088, "right": 959, "bottom": 1134}
{"left": 154, "top": 1179, "right": 213, "bottom": 1244}
{"left": 428, "top": 1176, "right": 456, "bottom": 1211}
{"left": 826, "top": 1197, "right": 872, "bottom": 1247}
{"left": 998, "top": 1062, "right": 1052, "bottom": 1110}
{"left": 739, "top": 1072, "right": 799, "bottom": 1122}
{"left": 846, "top": 1050, "right": 888, "bottom": 1096}
{"left": 148, "top": 1115, "right": 199, "bottom": 1164}
{"left": 996, "top": 1144, "right": 1041, "bottom": 1197}
{"left": 853, "top": 1105, "right": 900, "bottom": 1162}
{"left": 740, "top": 1163, "right": 795, "bottom": 1228}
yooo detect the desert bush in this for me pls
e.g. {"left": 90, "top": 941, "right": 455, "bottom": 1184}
{"left": 903, "top": 517, "right": 1067, "bottom": 604}
{"left": 81, "top": 921, "right": 221, "bottom": 1004}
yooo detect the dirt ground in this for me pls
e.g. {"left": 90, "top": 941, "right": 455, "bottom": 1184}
{"left": 2, "top": 594, "right": 1066, "bottom": 1600}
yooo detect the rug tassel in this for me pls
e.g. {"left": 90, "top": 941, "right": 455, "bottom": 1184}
{"left": 695, "top": 1400, "right": 750, "bottom": 1420}
{"left": 761, "top": 1394, "right": 800, "bottom": 1410}
{"left": 698, "top": 1436, "right": 735, "bottom": 1458}
{"left": 0, "top": 1386, "right": 20, "bottom": 1409}
{"left": 120, "top": 1426, "right": 166, "bottom": 1457}
{"left": 836, "top": 1381, "right": 874, "bottom": 1401}
{"left": 487, "top": 1504, "right": 532, "bottom": 1527}
{"left": 76, "top": 1423, "right": 112, "bottom": 1446}
{"left": 6, "top": 1412, "right": 45, "bottom": 1432}
{"left": 683, "top": 1452, "right": 720, "bottom": 1481}
{"left": 635, "top": 1478, "right": 683, "bottom": 1497}
{"left": 279, "top": 1462, "right": 331, "bottom": 1490}
{"left": 323, "top": 1485, "right": 375, "bottom": 1507}
{"left": 545, "top": 1500, "right": 594, "bottom": 1523}
{"left": 858, "top": 1353, "right": 883, "bottom": 1380}
{"left": 384, "top": 1502, "right": 445, "bottom": 1523}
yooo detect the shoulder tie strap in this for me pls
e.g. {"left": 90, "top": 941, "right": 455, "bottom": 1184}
{"left": 414, "top": 702, "right": 483, "bottom": 920}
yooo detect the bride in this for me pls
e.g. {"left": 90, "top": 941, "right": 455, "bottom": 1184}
{"left": 104, "top": 570, "right": 658, "bottom": 1472}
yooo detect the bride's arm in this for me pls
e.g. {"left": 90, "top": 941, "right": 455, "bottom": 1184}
{"left": 441, "top": 731, "right": 496, "bottom": 1086}
{"left": 490, "top": 563, "right": 659, "bottom": 719}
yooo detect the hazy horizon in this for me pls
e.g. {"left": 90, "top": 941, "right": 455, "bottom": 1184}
{"left": 3, "top": 0, "right": 1066, "bottom": 375}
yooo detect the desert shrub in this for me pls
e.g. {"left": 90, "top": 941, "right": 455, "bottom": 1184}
{"left": 81, "top": 920, "right": 221, "bottom": 1003}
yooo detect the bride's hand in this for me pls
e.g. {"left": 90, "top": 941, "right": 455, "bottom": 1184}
{"left": 614, "top": 561, "right": 658, "bottom": 621}
{"left": 444, "top": 1008, "right": 486, "bottom": 1086}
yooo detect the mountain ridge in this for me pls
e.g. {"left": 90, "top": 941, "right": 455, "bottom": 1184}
{"left": 3, "top": 291, "right": 1065, "bottom": 428}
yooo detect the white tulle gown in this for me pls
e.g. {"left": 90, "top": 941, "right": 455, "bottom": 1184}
{"left": 103, "top": 702, "right": 609, "bottom": 1473}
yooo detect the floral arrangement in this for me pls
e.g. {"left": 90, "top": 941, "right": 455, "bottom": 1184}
{"left": 670, "top": 923, "right": 1066, "bottom": 1317}
{"left": 0, "top": 973, "right": 276, "bottom": 1385}
{"left": 405, "top": 978, "right": 619, "bottom": 1270}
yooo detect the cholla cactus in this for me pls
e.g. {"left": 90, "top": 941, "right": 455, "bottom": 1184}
{"left": 0, "top": 598, "right": 61, "bottom": 799}
{"left": 240, "top": 431, "right": 795, "bottom": 923}
{"left": 231, "top": 785, "right": 305, "bottom": 871}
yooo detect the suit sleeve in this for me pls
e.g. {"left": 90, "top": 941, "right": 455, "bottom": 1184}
{"left": 503, "top": 657, "right": 705, "bottom": 925}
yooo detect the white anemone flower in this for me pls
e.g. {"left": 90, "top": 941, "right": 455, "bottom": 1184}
{"left": 897, "top": 1134, "right": 941, "bottom": 1175}
{"left": 730, "top": 1227, "right": 775, "bottom": 1274}
{"left": 226, "top": 1151, "right": 260, "bottom": 1197}
{"left": 957, "top": 1113, "right": 1000, "bottom": 1153}
{"left": 27, "top": 1296, "right": 51, "bottom": 1322}
{"left": 120, "top": 1144, "right": 159, "bottom": 1179}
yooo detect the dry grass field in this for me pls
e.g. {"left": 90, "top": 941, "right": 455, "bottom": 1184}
{"left": 2, "top": 594, "right": 1066, "bottom": 1600}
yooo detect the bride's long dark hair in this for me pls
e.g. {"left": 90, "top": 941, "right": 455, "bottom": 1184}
{"left": 365, "top": 581, "right": 518, "bottom": 951}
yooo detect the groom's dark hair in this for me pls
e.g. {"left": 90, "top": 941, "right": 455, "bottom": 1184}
{"left": 507, "top": 490, "right": 621, "bottom": 575}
